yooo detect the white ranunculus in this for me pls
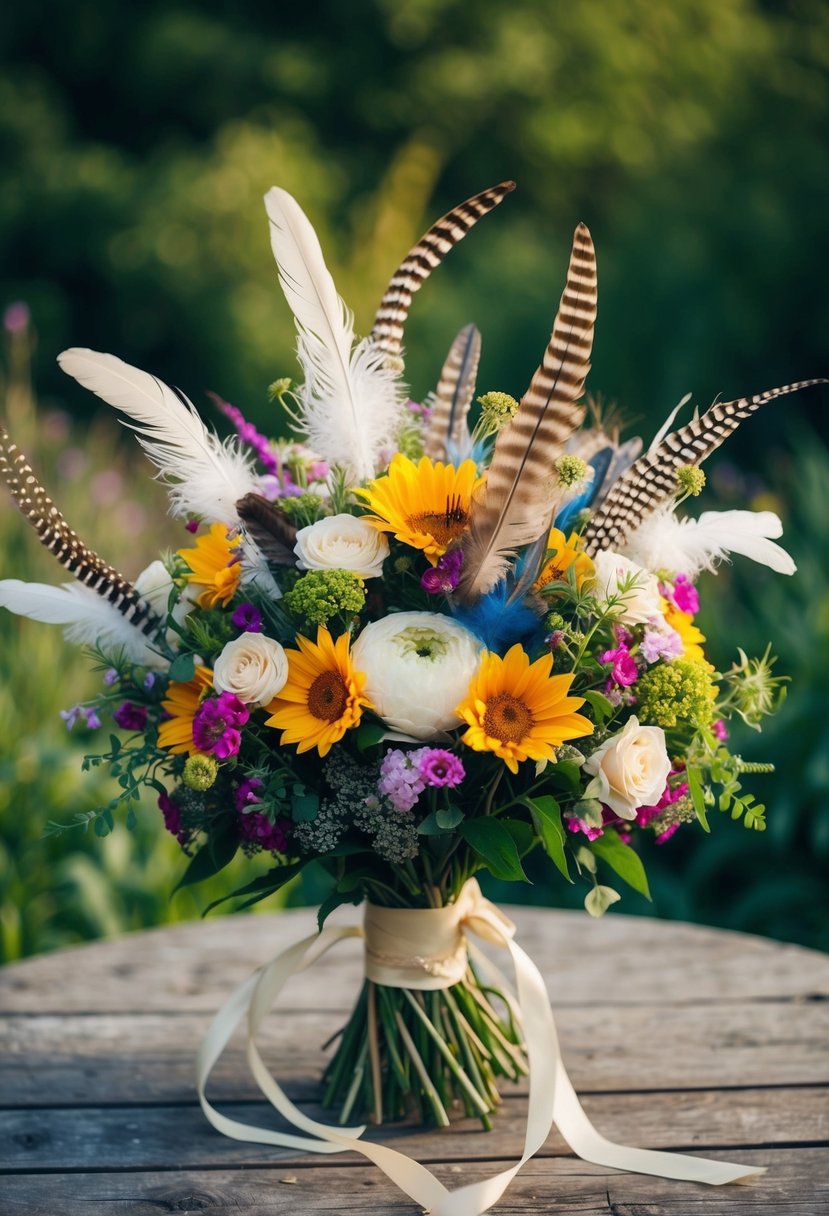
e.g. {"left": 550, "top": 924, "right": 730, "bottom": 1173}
{"left": 213, "top": 632, "right": 289, "bottom": 705}
{"left": 134, "top": 560, "right": 199, "bottom": 655}
{"left": 583, "top": 716, "right": 671, "bottom": 820}
{"left": 590, "top": 550, "right": 665, "bottom": 626}
{"left": 351, "top": 612, "right": 482, "bottom": 740}
{"left": 294, "top": 514, "right": 389, "bottom": 578}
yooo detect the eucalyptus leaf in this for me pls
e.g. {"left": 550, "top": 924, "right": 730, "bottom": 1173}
{"left": 436, "top": 805, "right": 464, "bottom": 830}
{"left": 168, "top": 652, "right": 196, "bottom": 683}
{"left": 585, "top": 884, "right": 622, "bottom": 918}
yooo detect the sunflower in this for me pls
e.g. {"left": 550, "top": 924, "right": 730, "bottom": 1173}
{"left": 456, "top": 644, "right": 593, "bottom": 773}
{"left": 264, "top": 627, "right": 371, "bottom": 757}
{"left": 178, "top": 523, "right": 242, "bottom": 608}
{"left": 534, "top": 528, "right": 594, "bottom": 594}
{"left": 663, "top": 601, "right": 709, "bottom": 665}
{"left": 356, "top": 453, "right": 482, "bottom": 564}
{"left": 157, "top": 666, "right": 214, "bottom": 755}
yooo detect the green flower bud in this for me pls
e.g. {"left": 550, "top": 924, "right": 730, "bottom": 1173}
{"left": 283, "top": 568, "right": 366, "bottom": 628}
{"left": 182, "top": 754, "right": 219, "bottom": 791}
{"left": 676, "top": 465, "right": 706, "bottom": 497}
{"left": 555, "top": 454, "right": 589, "bottom": 488}
{"left": 267, "top": 377, "right": 293, "bottom": 402}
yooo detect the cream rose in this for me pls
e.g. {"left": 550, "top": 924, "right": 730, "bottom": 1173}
{"left": 351, "top": 612, "right": 482, "bottom": 740}
{"left": 134, "top": 560, "right": 199, "bottom": 660}
{"left": 213, "top": 632, "right": 289, "bottom": 706}
{"left": 583, "top": 716, "right": 671, "bottom": 820}
{"left": 294, "top": 514, "right": 389, "bottom": 578}
{"left": 591, "top": 550, "right": 666, "bottom": 626}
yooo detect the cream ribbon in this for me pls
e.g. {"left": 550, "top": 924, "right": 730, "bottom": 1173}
{"left": 196, "top": 880, "right": 763, "bottom": 1215}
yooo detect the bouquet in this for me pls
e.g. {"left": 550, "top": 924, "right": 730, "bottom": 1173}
{"left": 0, "top": 180, "right": 822, "bottom": 1206}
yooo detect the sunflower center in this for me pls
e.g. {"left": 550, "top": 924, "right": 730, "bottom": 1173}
{"left": 307, "top": 670, "right": 348, "bottom": 722}
{"left": 483, "top": 692, "right": 534, "bottom": 744}
{"left": 407, "top": 494, "right": 469, "bottom": 548}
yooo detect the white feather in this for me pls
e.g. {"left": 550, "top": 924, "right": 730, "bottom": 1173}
{"left": 0, "top": 580, "right": 164, "bottom": 666}
{"left": 264, "top": 188, "right": 405, "bottom": 483}
{"left": 648, "top": 392, "right": 692, "bottom": 454}
{"left": 57, "top": 348, "right": 257, "bottom": 524}
{"left": 622, "top": 505, "right": 796, "bottom": 577}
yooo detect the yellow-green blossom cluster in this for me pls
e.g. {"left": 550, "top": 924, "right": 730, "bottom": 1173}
{"left": 282, "top": 569, "right": 366, "bottom": 628}
{"left": 477, "top": 391, "right": 519, "bottom": 434}
{"left": 555, "top": 454, "right": 589, "bottom": 488}
{"left": 182, "top": 754, "right": 219, "bottom": 791}
{"left": 636, "top": 659, "right": 718, "bottom": 729}
{"left": 676, "top": 465, "right": 706, "bottom": 497}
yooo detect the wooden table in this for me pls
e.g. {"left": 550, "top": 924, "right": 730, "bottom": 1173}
{"left": 1, "top": 908, "right": 827, "bottom": 1214}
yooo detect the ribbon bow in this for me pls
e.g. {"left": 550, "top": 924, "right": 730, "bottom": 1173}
{"left": 196, "top": 888, "right": 763, "bottom": 1216}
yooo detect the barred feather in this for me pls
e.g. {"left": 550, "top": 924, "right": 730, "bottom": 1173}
{"left": 456, "top": 223, "right": 597, "bottom": 603}
{"left": 582, "top": 379, "right": 827, "bottom": 555}
{"left": 236, "top": 493, "right": 298, "bottom": 565}
{"left": 370, "top": 182, "right": 515, "bottom": 367}
{"left": 0, "top": 425, "right": 158, "bottom": 633}
{"left": 423, "top": 324, "right": 481, "bottom": 461}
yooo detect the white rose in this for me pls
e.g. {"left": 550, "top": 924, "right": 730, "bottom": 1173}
{"left": 213, "top": 632, "right": 289, "bottom": 706}
{"left": 294, "top": 514, "right": 389, "bottom": 578}
{"left": 351, "top": 611, "right": 482, "bottom": 740}
{"left": 134, "top": 560, "right": 199, "bottom": 659}
{"left": 583, "top": 716, "right": 671, "bottom": 820}
{"left": 591, "top": 550, "right": 666, "bottom": 626}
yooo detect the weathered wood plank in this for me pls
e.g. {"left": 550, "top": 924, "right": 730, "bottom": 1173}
{"left": 2, "top": 909, "right": 827, "bottom": 1014}
{"left": 0, "top": 1088, "right": 825, "bottom": 1173}
{"left": 0, "top": 1151, "right": 825, "bottom": 1215}
{"left": 1, "top": 1001, "right": 827, "bottom": 1108}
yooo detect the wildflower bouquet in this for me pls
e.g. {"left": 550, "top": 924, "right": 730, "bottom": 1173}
{"left": 0, "top": 180, "right": 821, "bottom": 1208}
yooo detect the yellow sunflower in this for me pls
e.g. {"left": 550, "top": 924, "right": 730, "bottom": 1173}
{"left": 663, "top": 601, "right": 709, "bottom": 665}
{"left": 178, "top": 523, "right": 242, "bottom": 608}
{"left": 157, "top": 666, "right": 214, "bottom": 755}
{"left": 356, "top": 453, "right": 482, "bottom": 564}
{"left": 264, "top": 627, "right": 371, "bottom": 757}
{"left": 534, "top": 528, "right": 594, "bottom": 594}
{"left": 456, "top": 644, "right": 593, "bottom": 774}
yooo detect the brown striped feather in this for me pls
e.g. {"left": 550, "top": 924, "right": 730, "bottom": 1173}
{"left": 235, "top": 493, "right": 298, "bottom": 565}
{"left": 582, "top": 378, "right": 828, "bottom": 555}
{"left": 455, "top": 223, "right": 597, "bottom": 603}
{"left": 370, "top": 182, "right": 515, "bottom": 367}
{"left": 0, "top": 424, "right": 159, "bottom": 633}
{"left": 423, "top": 324, "right": 481, "bottom": 461}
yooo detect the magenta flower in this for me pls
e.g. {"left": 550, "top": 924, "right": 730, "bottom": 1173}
{"left": 214, "top": 396, "right": 278, "bottom": 475}
{"left": 231, "top": 602, "right": 263, "bottom": 633}
{"left": 420, "top": 549, "right": 464, "bottom": 594}
{"left": 192, "top": 692, "right": 250, "bottom": 759}
{"left": 113, "top": 701, "right": 148, "bottom": 732}
{"left": 185, "top": 518, "right": 200, "bottom": 534}
{"left": 234, "top": 777, "right": 265, "bottom": 812}
{"left": 417, "top": 748, "right": 465, "bottom": 788}
{"left": 599, "top": 643, "right": 638, "bottom": 687}
{"left": 158, "top": 790, "right": 188, "bottom": 845}
{"left": 660, "top": 573, "right": 700, "bottom": 616}
{"left": 239, "top": 810, "right": 290, "bottom": 852}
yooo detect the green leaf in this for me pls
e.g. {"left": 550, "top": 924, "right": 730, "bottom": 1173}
{"left": 687, "top": 766, "right": 710, "bottom": 832}
{"left": 501, "top": 818, "right": 535, "bottom": 857}
{"left": 583, "top": 690, "right": 614, "bottom": 724}
{"left": 590, "top": 830, "right": 651, "bottom": 900}
{"left": 169, "top": 652, "right": 196, "bottom": 683}
{"left": 201, "top": 860, "right": 305, "bottom": 915}
{"left": 355, "top": 722, "right": 387, "bottom": 752}
{"left": 584, "top": 884, "right": 621, "bottom": 918}
{"left": 524, "top": 795, "right": 571, "bottom": 882}
{"left": 574, "top": 845, "right": 597, "bottom": 875}
{"left": 175, "top": 824, "right": 238, "bottom": 892}
{"left": 417, "top": 811, "right": 443, "bottom": 836}
{"left": 547, "top": 760, "right": 582, "bottom": 792}
{"left": 317, "top": 887, "right": 362, "bottom": 930}
{"left": 109, "top": 734, "right": 121, "bottom": 755}
{"left": 436, "top": 805, "right": 464, "bottom": 830}
{"left": 291, "top": 793, "right": 319, "bottom": 822}
{"left": 459, "top": 818, "right": 529, "bottom": 883}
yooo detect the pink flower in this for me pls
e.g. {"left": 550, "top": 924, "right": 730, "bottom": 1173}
{"left": 639, "top": 627, "right": 683, "bottom": 664}
{"left": 377, "top": 749, "right": 425, "bottom": 812}
{"left": 661, "top": 573, "right": 700, "bottom": 616}
{"left": 192, "top": 692, "right": 250, "bottom": 759}
{"left": 417, "top": 748, "right": 465, "bottom": 788}
{"left": 599, "top": 643, "right": 638, "bottom": 687}
{"left": 712, "top": 719, "right": 729, "bottom": 741}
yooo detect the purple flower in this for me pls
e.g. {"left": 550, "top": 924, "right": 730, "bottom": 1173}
{"left": 639, "top": 627, "right": 683, "bottom": 664}
{"left": 232, "top": 602, "right": 263, "bottom": 633}
{"left": 143, "top": 672, "right": 156, "bottom": 690}
{"left": 420, "top": 549, "right": 463, "bottom": 594}
{"left": 238, "top": 809, "right": 290, "bottom": 852}
{"left": 377, "top": 748, "right": 426, "bottom": 812}
{"left": 213, "top": 396, "right": 279, "bottom": 475}
{"left": 417, "top": 748, "right": 465, "bottom": 788}
{"left": 234, "top": 777, "right": 265, "bottom": 813}
{"left": 4, "top": 302, "right": 30, "bottom": 334}
{"left": 85, "top": 710, "right": 102, "bottom": 730}
{"left": 103, "top": 668, "right": 119, "bottom": 687}
{"left": 599, "top": 644, "right": 638, "bottom": 687}
{"left": 158, "top": 790, "right": 188, "bottom": 845}
{"left": 185, "top": 519, "right": 200, "bottom": 534}
{"left": 113, "top": 701, "right": 148, "bottom": 732}
{"left": 192, "top": 692, "right": 250, "bottom": 759}
{"left": 59, "top": 704, "right": 100, "bottom": 731}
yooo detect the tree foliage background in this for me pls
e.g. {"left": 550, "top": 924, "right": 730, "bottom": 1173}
{"left": 1, "top": 0, "right": 827, "bottom": 959}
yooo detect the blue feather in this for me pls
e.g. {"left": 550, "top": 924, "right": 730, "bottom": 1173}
{"left": 453, "top": 580, "right": 541, "bottom": 652}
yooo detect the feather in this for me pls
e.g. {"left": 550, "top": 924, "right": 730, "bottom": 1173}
{"left": 264, "top": 187, "right": 405, "bottom": 483}
{"left": 452, "top": 581, "right": 541, "bottom": 652}
{"left": 622, "top": 505, "right": 796, "bottom": 577}
{"left": 236, "top": 493, "right": 298, "bottom": 565}
{"left": 423, "top": 324, "right": 481, "bottom": 461}
{"left": 0, "top": 423, "right": 158, "bottom": 634}
{"left": 455, "top": 223, "right": 597, "bottom": 603}
{"left": 370, "top": 182, "right": 515, "bottom": 368}
{"left": 0, "top": 580, "right": 163, "bottom": 665}
{"left": 583, "top": 378, "right": 826, "bottom": 555}
{"left": 57, "top": 348, "right": 257, "bottom": 524}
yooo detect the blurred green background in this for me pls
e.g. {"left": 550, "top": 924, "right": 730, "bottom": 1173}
{"left": 1, "top": 0, "right": 827, "bottom": 961}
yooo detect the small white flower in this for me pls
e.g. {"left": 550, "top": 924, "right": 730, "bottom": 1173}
{"left": 583, "top": 715, "right": 671, "bottom": 820}
{"left": 591, "top": 550, "right": 665, "bottom": 626}
{"left": 351, "top": 611, "right": 482, "bottom": 740}
{"left": 213, "top": 632, "right": 289, "bottom": 706}
{"left": 294, "top": 514, "right": 389, "bottom": 578}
